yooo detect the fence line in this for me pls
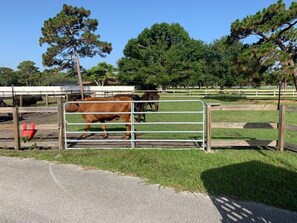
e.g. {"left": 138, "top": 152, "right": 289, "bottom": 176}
{"left": 0, "top": 98, "right": 63, "bottom": 150}
{"left": 0, "top": 99, "right": 296, "bottom": 152}
{"left": 0, "top": 86, "right": 296, "bottom": 99}
{"left": 161, "top": 89, "right": 297, "bottom": 98}
{"left": 206, "top": 104, "right": 280, "bottom": 152}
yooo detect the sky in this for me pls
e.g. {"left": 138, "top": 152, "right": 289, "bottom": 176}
{"left": 0, "top": 0, "right": 295, "bottom": 71}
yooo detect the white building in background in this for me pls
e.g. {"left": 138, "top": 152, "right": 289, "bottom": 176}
{"left": 0, "top": 86, "right": 135, "bottom": 98}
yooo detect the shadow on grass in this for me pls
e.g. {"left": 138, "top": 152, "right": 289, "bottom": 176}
{"left": 201, "top": 161, "right": 297, "bottom": 222}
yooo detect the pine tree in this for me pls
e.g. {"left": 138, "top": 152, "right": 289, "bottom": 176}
{"left": 39, "top": 4, "right": 112, "bottom": 97}
{"left": 230, "top": 0, "right": 297, "bottom": 89}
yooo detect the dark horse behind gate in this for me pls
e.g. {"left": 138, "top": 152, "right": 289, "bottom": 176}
{"left": 139, "top": 92, "right": 160, "bottom": 122}
{"left": 113, "top": 94, "right": 145, "bottom": 122}
{"left": 141, "top": 92, "right": 160, "bottom": 112}
{"left": 115, "top": 92, "right": 160, "bottom": 122}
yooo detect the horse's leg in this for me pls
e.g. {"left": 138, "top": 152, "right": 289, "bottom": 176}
{"left": 122, "top": 115, "right": 131, "bottom": 139}
{"left": 136, "top": 102, "right": 144, "bottom": 122}
{"left": 101, "top": 121, "right": 108, "bottom": 139}
{"left": 138, "top": 102, "right": 146, "bottom": 122}
{"left": 135, "top": 102, "right": 141, "bottom": 122}
{"left": 148, "top": 102, "right": 153, "bottom": 111}
{"left": 155, "top": 102, "right": 159, "bottom": 112}
{"left": 142, "top": 103, "right": 146, "bottom": 122}
{"left": 151, "top": 102, "right": 156, "bottom": 111}
{"left": 81, "top": 123, "right": 90, "bottom": 139}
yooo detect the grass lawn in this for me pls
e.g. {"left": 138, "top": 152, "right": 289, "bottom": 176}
{"left": 0, "top": 148, "right": 296, "bottom": 212}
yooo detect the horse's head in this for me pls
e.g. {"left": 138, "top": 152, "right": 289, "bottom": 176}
{"left": 65, "top": 102, "right": 79, "bottom": 112}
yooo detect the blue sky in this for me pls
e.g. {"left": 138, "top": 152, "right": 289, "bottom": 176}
{"left": 0, "top": 0, "right": 294, "bottom": 71}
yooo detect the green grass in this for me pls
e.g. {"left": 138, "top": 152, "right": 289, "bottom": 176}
{"left": 0, "top": 148, "right": 297, "bottom": 211}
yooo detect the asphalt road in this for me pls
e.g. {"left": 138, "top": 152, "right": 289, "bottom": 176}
{"left": 0, "top": 156, "right": 296, "bottom": 223}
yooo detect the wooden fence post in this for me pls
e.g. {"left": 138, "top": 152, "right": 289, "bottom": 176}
{"left": 277, "top": 105, "right": 285, "bottom": 151}
{"left": 57, "top": 97, "right": 65, "bottom": 150}
{"left": 206, "top": 104, "right": 212, "bottom": 152}
{"left": 12, "top": 107, "right": 20, "bottom": 150}
{"left": 19, "top": 95, "right": 23, "bottom": 107}
{"left": 45, "top": 94, "right": 49, "bottom": 107}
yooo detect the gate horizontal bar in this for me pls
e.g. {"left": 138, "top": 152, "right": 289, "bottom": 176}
{"left": 66, "top": 122, "right": 204, "bottom": 125}
{"left": 66, "top": 139, "right": 204, "bottom": 142}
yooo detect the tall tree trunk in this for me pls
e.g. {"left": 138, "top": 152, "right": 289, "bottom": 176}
{"left": 74, "top": 50, "right": 84, "bottom": 99}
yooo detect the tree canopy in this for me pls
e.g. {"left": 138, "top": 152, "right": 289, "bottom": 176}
{"left": 205, "top": 37, "right": 245, "bottom": 88}
{"left": 16, "top": 61, "right": 40, "bottom": 86}
{"left": 84, "top": 62, "right": 116, "bottom": 86}
{"left": 0, "top": 67, "right": 15, "bottom": 86}
{"left": 118, "top": 23, "right": 244, "bottom": 89}
{"left": 118, "top": 23, "right": 207, "bottom": 89}
{"left": 230, "top": 0, "right": 297, "bottom": 89}
{"left": 39, "top": 4, "right": 112, "bottom": 97}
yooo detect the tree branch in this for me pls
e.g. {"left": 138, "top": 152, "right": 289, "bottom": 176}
{"left": 255, "top": 31, "right": 269, "bottom": 41}
{"left": 277, "top": 20, "right": 297, "bottom": 39}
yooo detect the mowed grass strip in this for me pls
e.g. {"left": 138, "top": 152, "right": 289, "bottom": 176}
{"left": 0, "top": 149, "right": 297, "bottom": 211}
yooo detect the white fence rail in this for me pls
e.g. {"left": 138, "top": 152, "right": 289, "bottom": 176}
{"left": 161, "top": 89, "right": 297, "bottom": 98}
{"left": 63, "top": 100, "right": 205, "bottom": 149}
{"left": 0, "top": 86, "right": 296, "bottom": 99}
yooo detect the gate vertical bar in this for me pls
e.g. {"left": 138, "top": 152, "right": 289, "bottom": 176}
{"left": 202, "top": 102, "right": 206, "bottom": 150}
{"left": 130, "top": 101, "right": 135, "bottom": 148}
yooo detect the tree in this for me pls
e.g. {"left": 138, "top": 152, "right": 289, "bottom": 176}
{"left": 0, "top": 67, "right": 16, "bottom": 86}
{"left": 41, "top": 69, "right": 76, "bottom": 86}
{"left": 205, "top": 37, "right": 245, "bottom": 89}
{"left": 230, "top": 0, "right": 297, "bottom": 89}
{"left": 84, "top": 62, "right": 116, "bottom": 86}
{"left": 39, "top": 4, "right": 112, "bottom": 98}
{"left": 118, "top": 23, "right": 202, "bottom": 89}
{"left": 16, "top": 61, "right": 40, "bottom": 86}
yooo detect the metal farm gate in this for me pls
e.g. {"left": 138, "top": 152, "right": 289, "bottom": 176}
{"left": 63, "top": 100, "right": 205, "bottom": 150}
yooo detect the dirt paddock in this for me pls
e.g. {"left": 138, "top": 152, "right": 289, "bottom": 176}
{"left": 0, "top": 112, "right": 58, "bottom": 148}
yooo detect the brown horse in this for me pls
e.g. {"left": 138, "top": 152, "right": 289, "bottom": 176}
{"left": 66, "top": 96, "right": 132, "bottom": 139}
